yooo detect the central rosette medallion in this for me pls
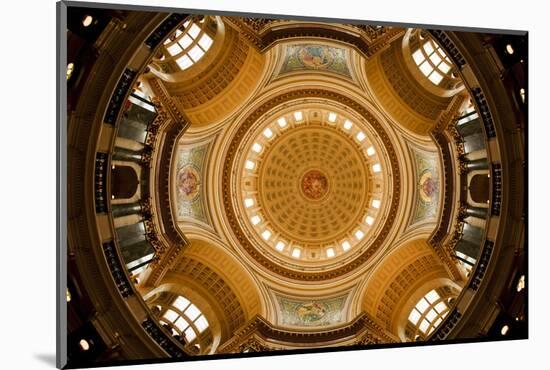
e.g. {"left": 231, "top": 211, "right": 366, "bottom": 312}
{"left": 300, "top": 169, "right": 329, "bottom": 201}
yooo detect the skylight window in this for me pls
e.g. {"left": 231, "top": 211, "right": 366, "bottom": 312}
{"left": 328, "top": 112, "right": 337, "bottom": 122}
{"left": 408, "top": 309, "right": 421, "bottom": 325}
{"left": 198, "top": 34, "right": 213, "bottom": 49}
{"left": 355, "top": 230, "right": 365, "bottom": 240}
{"left": 366, "top": 146, "right": 376, "bottom": 156}
{"left": 407, "top": 289, "right": 450, "bottom": 340}
{"left": 425, "top": 290, "right": 440, "bottom": 304}
{"left": 179, "top": 34, "right": 193, "bottom": 48}
{"left": 261, "top": 230, "right": 272, "bottom": 241}
{"left": 160, "top": 295, "right": 210, "bottom": 346}
{"left": 163, "top": 309, "right": 178, "bottom": 322}
{"left": 188, "top": 45, "right": 205, "bottom": 61}
{"left": 251, "top": 215, "right": 261, "bottom": 225}
{"left": 365, "top": 216, "right": 375, "bottom": 225}
{"left": 419, "top": 319, "right": 430, "bottom": 333}
{"left": 167, "top": 43, "right": 183, "bottom": 56}
{"left": 263, "top": 128, "right": 273, "bottom": 138}
{"left": 275, "top": 241, "right": 285, "bottom": 251}
{"left": 356, "top": 131, "right": 366, "bottom": 141}
{"left": 184, "top": 304, "right": 201, "bottom": 321}
{"left": 372, "top": 163, "right": 382, "bottom": 173}
{"left": 278, "top": 117, "right": 288, "bottom": 127}
{"left": 341, "top": 241, "right": 351, "bottom": 251}
{"left": 428, "top": 71, "right": 443, "bottom": 85}
{"left": 293, "top": 111, "right": 303, "bottom": 121}
{"left": 245, "top": 160, "right": 255, "bottom": 170}
{"left": 184, "top": 327, "right": 196, "bottom": 342}
{"left": 412, "top": 38, "right": 454, "bottom": 86}
{"left": 343, "top": 120, "right": 353, "bottom": 130}
{"left": 292, "top": 248, "right": 301, "bottom": 258}
{"left": 174, "top": 296, "right": 190, "bottom": 311}
{"left": 175, "top": 55, "right": 193, "bottom": 70}
{"left": 244, "top": 198, "right": 254, "bottom": 208}
{"left": 195, "top": 316, "right": 209, "bottom": 333}
{"left": 326, "top": 247, "right": 335, "bottom": 257}
{"left": 188, "top": 23, "right": 201, "bottom": 38}
{"left": 371, "top": 199, "right": 381, "bottom": 209}
{"left": 412, "top": 49, "right": 424, "bottom": 65}
{"left": 416, "top": 298, "right": 430, "bottom": 312}
{"left": 174, "top": 317, "right": 188, "bottom": 331}
{"left": 252, "top": 143, "right": 262, "bottom": 153}
{"left": 162, "top": 18, "right": 214, "bottom": 71}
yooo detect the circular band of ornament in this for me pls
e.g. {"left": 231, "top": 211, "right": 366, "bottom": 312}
{"left": 222, "top": 89, "right": 401, "bottom": 281}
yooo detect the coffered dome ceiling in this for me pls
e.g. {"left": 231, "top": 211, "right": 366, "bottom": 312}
{"left": 226, "top": 99, "right": 396, "bottom": 274}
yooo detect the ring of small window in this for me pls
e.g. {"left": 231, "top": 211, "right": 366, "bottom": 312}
{"left": 241, "top": 110, "right": 385, "bottom": 261}
{"left": 412, "top": 37, "right": 454, "bottom": 86}
{"left": 159, "top": 296, "right": 210, "bottom": 348}
{"left": 159, "top": 17, "right": 214, "bottom": 71}
{"left": 407, "top": 289, "right": 451, "bottom": 340}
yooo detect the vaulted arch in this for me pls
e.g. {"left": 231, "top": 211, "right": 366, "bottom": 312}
{"left": 360, "top": 239, "right": 451, "bottom": 334}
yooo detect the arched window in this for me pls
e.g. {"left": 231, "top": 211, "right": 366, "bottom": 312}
{"left": 407, "top": 289, "right": 450, "bottom": 340}
{"left": 162, "top": 18, "right": 214, "bottom": 71}
{"left": 412, "top": 37, "right": 453, "bottom": 85}
{"left": 111, "top": 165, "right": 139, "bottom": 199}
{"left": 470, "top": 174, "right": 490, "bottom": 203}
{"left": 160, "top": 296, "right": 210, "bottom": 346}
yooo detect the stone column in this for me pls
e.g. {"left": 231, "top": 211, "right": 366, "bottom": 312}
{"left": 113, "top": 147, "right": 143, "bottom": 163}
{"left": 466, "top": 158, "right": 489, "bottom": 171}
{"left": 465, "top": 205, "right": 488, "bottom": 219}
{"left": 112, "top": 202, "right": 142, "bottom": 218}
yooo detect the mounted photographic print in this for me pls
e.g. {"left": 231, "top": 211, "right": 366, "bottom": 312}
{"left": 58, "top": 0, "right": 527, "bottom": 368}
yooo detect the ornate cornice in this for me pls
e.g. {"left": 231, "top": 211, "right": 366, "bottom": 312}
{"left": 428, "top": 95, "right": 467, "bottom": 281}
{"left": 222, "top": 88, "right": 401, "bottom": 281}
{"left": 225, "top": 18, "right": 404, "bottom": 59}
{"left": 143, "top": 91, "right": 192, "bottom": 285}
{"left": 219, "top": 312, "right": 397, "bottom": 353}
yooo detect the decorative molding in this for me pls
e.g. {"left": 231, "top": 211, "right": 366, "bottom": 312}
{"left": 142, "top": 100, "right": 169, "bottom": 167}
{"left": 104, "top": 68, "right": 137, "bottom": 125}
{"left": 225, "top": 18, "right": 404, "bottom": 59}
{"left": 102, "top": 241, "right": 134, "bottom": 298}
{"left": 468, "top": 240, "right": 495, "bottom": 291}
{"left": 428, "top": 95, "right": 469, "bottom": 282}
{"left": 429, "top": 308, "right": 462, "bottom": 341}
{"left": 219, "top": 312, "right": 396, "bottom": 353}
{"left": 144, "top": 13, "right": 189, "bottom": 49}
{"left": 143, "top": 96, "right": 191, "bottom": 285}
{"left": 491, "top": 163, "right": 502, "bottom": 216}
{"left": 94, "top": 152, "right": 109, "bottom": 213}
{"left": 471, "top": 87, "right": 497, "bottom": 139}
{"left": 428, "top": 30, "right": 466, "bottom": 67}
{"left": 141, "top": 318, "right": 187, "bottom": 358}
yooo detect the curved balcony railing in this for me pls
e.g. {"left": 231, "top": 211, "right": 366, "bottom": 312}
{"left": 426, "top": 29, "right": 525, "bottom": 341}
{"left": 68, "top": 10, "right": 196, "bottom": 362}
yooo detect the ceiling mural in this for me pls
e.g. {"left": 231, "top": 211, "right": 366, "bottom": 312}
{"left": 276, "top": 294, "right": 348, "bottom": 328}
{"left": 175, "top": 144, "right": 210, "bottom": 225}
{"left": 410, "top": 148, "right": 440, "bottom": 225}
{"left": 278, "top": 44, "right": 352, "bottom": 78}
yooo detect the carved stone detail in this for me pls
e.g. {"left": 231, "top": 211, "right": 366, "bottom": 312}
{"left": 225, "top": 17, "right": 404, "bottom": 59}
{"left": 219, "top": 313, "right": 396, "bottom": 353}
